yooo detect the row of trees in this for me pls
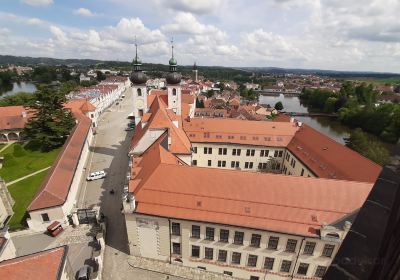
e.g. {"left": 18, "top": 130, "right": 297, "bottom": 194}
{"left": 238, "top": 84, "right": 260, "bottom": 101}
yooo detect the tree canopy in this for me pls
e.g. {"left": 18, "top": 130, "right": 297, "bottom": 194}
{"left": 274, "top": 101, "right": 283, "bottom": 111}
{"left": 23, "top": 85, "right": 76, "bottom": 151}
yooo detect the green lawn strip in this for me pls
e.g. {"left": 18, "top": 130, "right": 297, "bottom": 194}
{"left": 0, "top": 143, "right": 60, "bottom": 182}
{"left": 7, "top": 170, "right": 48, "bottom": 231}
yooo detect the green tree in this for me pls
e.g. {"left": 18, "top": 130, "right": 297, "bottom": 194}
{"left": 96, "top": 71, "right": 106, "bottom": 81}
{"left": 23, "top": 86, "right": 76, "bottom": 151}
{"left": 196, "top": 98, "right": 205, "bottom": 108}
{"left": 323, "top": 97, "right": 337, "bottom": 113}
{"left": 274, "top": 101, "right": 283, "bottom": 111}
{"left": 32, "top": 66, "right": 57, "bottom": 83}
{"left": 0, "top": 92, "right": 34, "bottom": 106}
{"left": 345, "top": 128, "right": 390, "bottom": 166}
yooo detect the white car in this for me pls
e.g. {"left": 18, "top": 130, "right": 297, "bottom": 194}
{"left": 86, "top": 171, "right": 107, "bottom": 181}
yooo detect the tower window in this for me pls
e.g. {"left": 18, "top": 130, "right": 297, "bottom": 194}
{"left": 172, "top": 88, "right": 177, "bottom": 96}
{"left": 137, "top": 88, "right": 142, "bottom": 96}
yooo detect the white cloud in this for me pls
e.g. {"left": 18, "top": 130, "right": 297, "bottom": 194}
{"left": 0, "top": 13, "right": 47, "bottom": 26}
{"left": 21, "top": 0, "right": 53, "bottom": 6}
{"left": 156, "top": 0, "right": 224, "bottom": 15}
{"left": 73, "top": 8, "right": 96, "bottom": 17}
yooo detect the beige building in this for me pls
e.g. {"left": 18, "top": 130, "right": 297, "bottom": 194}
{"left": 124, "top": 52, "right": 381, "bottom": 280}
{"left": 0, "top": 178, "right": 14, "bottom": 229}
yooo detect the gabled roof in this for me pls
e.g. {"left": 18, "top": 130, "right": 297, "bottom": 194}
{"left": 0, "top": 246, "right": 68, "bottom": 280}
{"left": 132, "top": 146, "right": 373, "bottom": 237}
{"left": 287, "top": 124, "right": 382, "bottom": 183}
{"left": 0, "top": 106, "right": 30, "bottom": 130}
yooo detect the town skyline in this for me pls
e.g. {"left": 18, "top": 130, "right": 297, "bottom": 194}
{"left": 1, "top": 0, "right": 400, "bottom": 73}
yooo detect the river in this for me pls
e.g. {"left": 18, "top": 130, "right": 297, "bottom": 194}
{"left": 0, "top": 82, "right": 37, "bottom": 98}
{"left": 259, "top": 94, "right": 351, "bottom": 144}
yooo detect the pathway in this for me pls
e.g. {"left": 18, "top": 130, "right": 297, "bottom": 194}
{"left": 5, "top": 166, "right": 51, "bottom": 186}
{"left": 0, "top": 142, "right": 12, "bottom": 153}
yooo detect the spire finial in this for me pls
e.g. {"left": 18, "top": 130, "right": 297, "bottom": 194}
{"left": 171, "top": 37, "right": 174, "bottom": 58}
{"left": 134, "top": 35, "right": 138, "bottom": 60}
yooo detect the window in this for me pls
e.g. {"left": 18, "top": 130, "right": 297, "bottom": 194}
{"left": 278, "top": 150, "right": 283, "bottom": 157}
{"left": 137, "top": 88, "right": 142, "bottom": 96}
{"left": 172, "top": 88, "right": 177, "bottom": 96}
{"left": 218, "top": 148, "right": 227, "bottom": 155}
{"left": 191, "top": 225, "right": 200, "bottom": 238}
{"left": 246, "top": 149, "right": 255, "bottom": 156}
{"left": 205, "top": 227, "right": 215, "bottom": 241}
{"left": 232, "top": 148, "right": 241, "bottom": 156}
{"left": 264, "top": 257, "right": 275, "bottom": 270}
{"left": 172, "top": 243, "right": 181, "bottom": 255}
{"left": 218, "top": 250, "right": 227, "bottom": 262}
{"left": 260, "top": 149, "right": 270, "bottom": 157}
{"left": 301, "top": 168, "right": 304, "bottom": 176}
{"left": 268, "top": 236, "right": 279, "bottom": 250}
{"left": 208, "top": 160, "right": 212, "bottom": 167}
{"left": 286, "top": 153, "right": 290, "bottom": 161}
{"left": 250, "top": 234, "right": 261, "bottom": 247}
{"left": 285, "top": 239, "right": 298, "bottom": 253}
{"left": 274, "top": 150, "right": 278, "bottom": 157}
{"left": 171, "top": 222, "right": 181, "bottom": 236}
{"left": 250, "top": 277, "right": 259, "bottom": 280}
{"left": 231, "top": 252, "right": 241, "bottom": 264}
{"left": 197, "top": 266, "right": 206, "bottom": 270}
{"left": 218, "top": 160, "right": 226, "bottom": 167}
{"left": 280, "top": 260, "right": 292, "bottom": 273}
{"left": 230, "top": 161, "right": 239, "bottom": 168}
{"left": 247, "top": 255, "right": 258, "bottom": 267}
{"left": 193, "top": 147, "right": 197, "bottom": 153}
{"left": 297, "top": 263, "right": 309, "bottom": 275}
{"left": 219, "top": 229, "right": 229, "bottom": 242}
{"left": 204, "top": 247, "right": 213, "bottom": 260}
{"left": 231, "top": 161, "right": 235, "bottom": 168}
{"left": 192, "top": 160, "right": 197, "bottom": 166}
{"left": 204, "top": 147, "right": 212, "bottom": 154}
{"left": 322, "top": 244, "right": 335, "bottom": 257}
{"left": 41, "top": 213, "right": 50, "bottom": 222}
{"left": 223, "top": 271, "right": 233, "bottom": 276}
{"left": 244, "top": 162, "right": 253, "bottom": 169}
{"left": 192, "top": 245, "right": 200, "bottom": 258}
{"left": 314, "top": 266, "right": 327, "bottom": 277}
{"left": 234, "top": 231, "right": 244, "bottom": 245}
{"left": 303, "top": 241, "right": 316, "bottom": 255}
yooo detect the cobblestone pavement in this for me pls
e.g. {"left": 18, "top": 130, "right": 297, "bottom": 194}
{"left": 103, "top": 246, "right": 186, "bottom": 280}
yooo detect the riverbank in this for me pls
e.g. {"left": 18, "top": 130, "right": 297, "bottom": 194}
{"left": 0, "top": 81, "right": 37, "bottom": 98}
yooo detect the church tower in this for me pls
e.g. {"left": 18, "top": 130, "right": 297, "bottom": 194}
{"left": 130, "top": 40, "right": 148, "bottom": 124}
{"left": 192, "top": 62, "right": 198, "bottom": 82}
{"left": 166, "top": 39, "right": 182, "bottom": 115}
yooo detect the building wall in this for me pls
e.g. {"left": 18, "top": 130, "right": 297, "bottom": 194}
{"left": 128, "top": 214, "right": 343, "bottom": 280}
{"left": 191, "top": 142, "right": 285, "bottom": 172}
{"left": 0, "top": 179, "right": 14, "bottom": 228}
{"left": 27, "top": 206, "right": 65, "bottom": 232}
{"left": 282, "top": 150, "right": 315, "bottom": 178}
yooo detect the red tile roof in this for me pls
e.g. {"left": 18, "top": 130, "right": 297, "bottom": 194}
{"left": 0, "top": 246, "right": 67, "bottom": 280}
{"left": 183, "top": 118, "right": 298, "bottom": 147}
{"left": 131, "top": 140, "right": 373, "bottom": 237}
{"left": 0, "top": 106, "right": 30, "bottom": 130}
{"left": 27, "top": 104, "right": 92, "bottom": 211}
{"left": 287, "top": 124, "right": 381, "bottom": 183}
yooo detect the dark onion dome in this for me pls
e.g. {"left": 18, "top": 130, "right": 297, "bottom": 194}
{"left": 130, "top": 71, "right": 147, "bottom": 84}
{"left": 166, "top": 72, "right": 181, "bottom": 84}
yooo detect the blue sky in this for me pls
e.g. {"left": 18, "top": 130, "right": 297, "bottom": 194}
{"left": 0, "top": 0, "right": 399, "bottom": 73}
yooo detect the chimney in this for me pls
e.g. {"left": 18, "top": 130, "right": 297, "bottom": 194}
{"left": 290, "top": 117, "right": 294, "bottom": 123}
{"left": 21, "top": 111, "right": 27, "bottom": 118}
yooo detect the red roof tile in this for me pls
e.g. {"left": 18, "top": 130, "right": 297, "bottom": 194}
{"left": 287, "top": 124, "right": 381, "bottom": 182}
{"left": 0, "top": 246, "right": 67, "bottom": 280}
{"left": 0, "top": 106, "right": 30, "bottom": 130}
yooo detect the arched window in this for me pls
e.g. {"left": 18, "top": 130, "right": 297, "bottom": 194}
{"left": 172, "top": 88, "right": 177, "bottom": 96}
{"left": 137, "top": 88, "right": 142, "bottom": 96}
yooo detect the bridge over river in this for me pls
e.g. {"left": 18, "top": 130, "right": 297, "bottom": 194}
{"left": 282, "top": 112, "right": 337, "bottom": 117}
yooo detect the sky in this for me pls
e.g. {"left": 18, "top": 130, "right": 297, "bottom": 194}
{"left": 0, "top": 0, "right": 400, "bottom": 73}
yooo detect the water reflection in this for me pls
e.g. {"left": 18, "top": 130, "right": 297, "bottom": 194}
{"left": 0, "top": 82, "right": 37, "bottom": 97}
{"left": 259, "top": 94, "right": 350, "bottom": 144}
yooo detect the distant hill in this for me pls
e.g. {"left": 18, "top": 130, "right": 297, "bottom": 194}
{"left": 240, "top": 67, "right": 400, "bottom": 78}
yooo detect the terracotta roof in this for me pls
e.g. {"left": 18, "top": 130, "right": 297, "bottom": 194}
{"left": 182, "top": 93, "right": 195, "bottom": 104}
{"left": 131, "top": 147, "right": 373, "bottom": 237}
{"left": 27, "top": 104, "right": 92, "bottom": 211}
{"left": 183, "top": 118, "right": 297, "bottom": 147}
{"left": 65, "top": 100, "right": 95, "bottom": 114}
{"left": 0, "top": 246, "right": 67, "bottom": 280}
{"left": 287, "top": 124, "right": 382, "bottom": 183}
{"left": 0, "top": 106, "right": 30, "bottom": 130}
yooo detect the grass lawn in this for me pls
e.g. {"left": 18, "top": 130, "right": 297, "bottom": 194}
{"left": 7, "top": 171, "right": 48, "bottom": 231}
{"left": 0, "top": 142, "right": 60, "bottom": 182}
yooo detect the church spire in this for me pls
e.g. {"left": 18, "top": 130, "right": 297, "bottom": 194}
{"left": 168, "top": 37, "right": 177, "bottom": 72}
{"left": 133, "top": 36, "right": 142, "bottom": 72}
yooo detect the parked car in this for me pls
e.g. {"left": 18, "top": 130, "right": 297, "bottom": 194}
{"left": 77, "top": 265, "right": 92, "bottom": 280}
{"left": 127, "top": 122, "right": 135, "bottom": 128}
{"left": 86, "top": 171, "right": 106, "bottom": 181}
{"left": 121, "top": 94, "right": 125, "bottom": 98}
